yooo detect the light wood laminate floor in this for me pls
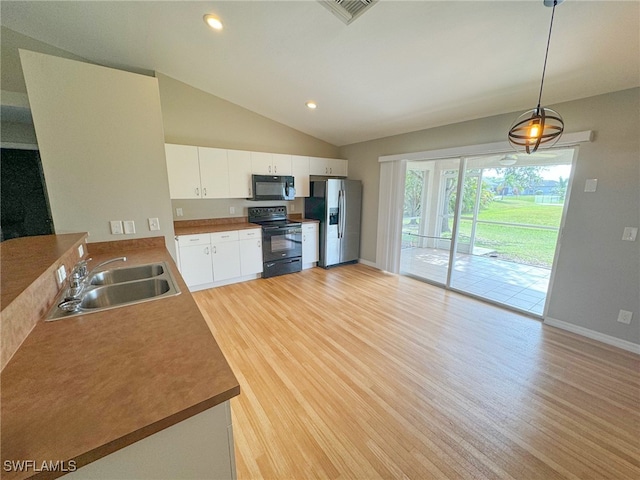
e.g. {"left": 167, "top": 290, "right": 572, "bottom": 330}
{"left": 194, "top": 264, "right": 640, "bottom": 480}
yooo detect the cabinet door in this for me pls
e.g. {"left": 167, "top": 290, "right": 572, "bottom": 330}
{"left": 212, "top": 241, "right": 241, "bottom": 281}
{"left": 291, "top": 155, "right": 310, "bottom": 197}
{"left": 272, "top": 153, "right": 292, "bottom": 176}
{"left": 198, "top": 147, "right": 229, "bottom": 198}
{"left": 228, "top": 150, "right": 252, "bottom": 198}
{"left": 239, "top": 236, "right": 263, "bottom": 276}
{"left": 178, "top": 243, "right": 213, "bottom": 287}
{"left": 308, "top": 156, "right": 328, "bottom": 176}
{"left": 328, "top": 158, "right": 348, "bottom": 177}
{"left": 302, "top": 223, "right": 319, "bottom": 265}
{"left": 251, "top": 151, "right": 273, "bottom": 175}
{"left": 165, "top": 144, "right": 201, "bottom": 199}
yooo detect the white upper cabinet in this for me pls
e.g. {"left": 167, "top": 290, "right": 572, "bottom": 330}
{"left": 271, "top": 153, "right": 292, "bottom": 176}
{"left": 291, "top": 155, "right": 310, "bottom": 197}
{"left": 250, "top": 152, "right": 273, "bottom": 175}
{"left": 165, "top": 144, "right": 201, "bottom": 199}
{"left": 198, "top": 147, "right": 229, "bottom": 198}
{"left": 251, "top": 152, "right": 292, "bottom": 176}
{"left": 166, "top": 144, "right": 346, "bottom": 199}
{"left": 228, "top": 149, "right": 252, "bottom": 198}
{"left": 309, "top": 157, "right": 347, "bottom": 177}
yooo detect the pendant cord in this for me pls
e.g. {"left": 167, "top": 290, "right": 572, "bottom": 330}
{"left": 537, "top": 0, "right": 557, "bottom": 109}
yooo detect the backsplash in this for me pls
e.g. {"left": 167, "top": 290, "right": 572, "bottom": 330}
{"left": 170, "top": 198, "right": 304, "bottom": 221}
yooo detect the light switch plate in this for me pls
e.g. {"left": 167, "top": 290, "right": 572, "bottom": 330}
{"left": 148, "top": 217, "right": 160, "bottom": 231}
{"left": 622, "top": 227, "right": 638, "bottom": 241}
{"left": 77, "top": 244, "right": 84, "bottom": 258}
{"left": 124, "top": 220, "right": 136, "bottom": 234}
{"left": 110, "top": 220, "right": 123, "bottom": 235}
{"left": 176, "top": 208, "right": 184, "bottom": 217}
{"left": 584, "top": 178, "right": 598, "bottom": 192}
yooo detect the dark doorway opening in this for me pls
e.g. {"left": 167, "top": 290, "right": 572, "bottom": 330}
{"left": 1, "top": 148, "right": 54, "bottom": 241}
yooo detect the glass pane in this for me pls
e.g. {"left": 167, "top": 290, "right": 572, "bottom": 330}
{"left": 449, "top": 149, "right": 575, "bottom": 316}
{"left": 400, "top": 158, "right": 461, "bottom": 284}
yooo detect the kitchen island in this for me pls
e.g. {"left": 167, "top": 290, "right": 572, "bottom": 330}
{"left": 1, "top": 235, "right": 240, "bottom": 479}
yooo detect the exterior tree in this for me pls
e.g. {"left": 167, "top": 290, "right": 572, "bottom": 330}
{"left": 495, "top": 166, "right": 545, "bottom": 197}
{"left": 404, "top": 169, "right": 424, "bottom": 223}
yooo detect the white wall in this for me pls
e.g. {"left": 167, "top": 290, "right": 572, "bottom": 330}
{"left": 340, "top": 88, "right": 640, "bottom": 347}
{"left": 20, "top": 50, "right": 176, "bottom": 256}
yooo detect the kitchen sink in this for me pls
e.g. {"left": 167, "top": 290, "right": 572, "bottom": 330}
{"left": 80, "top": 278, "right": 172, "bottom": 309}
{"left": 89, "top": 263, "right": 164, "bottom": 285}
{"left": 46, "top": 262, "right": 180, "bottom": 321}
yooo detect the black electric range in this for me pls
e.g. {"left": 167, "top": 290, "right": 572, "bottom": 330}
{"left": 248, "top": 206, "right": 302, "bottom": 278}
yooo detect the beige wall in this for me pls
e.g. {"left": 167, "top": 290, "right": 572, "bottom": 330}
{"left": 340, "top": 88, "right": 640, "bottom": 346}
{"left": 20, "top": 50, "right": 176, "bottom": 256}
{"left": 156, "top": 73, "right": 339, "bottom": 221}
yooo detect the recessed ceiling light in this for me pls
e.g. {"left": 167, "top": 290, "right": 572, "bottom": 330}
{"left": 203, "top": 14, "right": 223, "bottom": 31}
{"left": 306, "top": 101, "right": 317, "bottom": 110}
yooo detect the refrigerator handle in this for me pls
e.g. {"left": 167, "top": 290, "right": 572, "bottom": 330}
{"left": 337, "top": 189, "right": 343, "bottom": 239}
{"left": 341, "top": 189, "right": 347, "bottom": 239}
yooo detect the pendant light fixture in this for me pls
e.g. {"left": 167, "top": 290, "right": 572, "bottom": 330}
{"left": 508, "top": 0, "right": 564, "bottom": 154}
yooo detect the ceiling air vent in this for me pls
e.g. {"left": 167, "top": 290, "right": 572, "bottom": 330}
{"left": 319, "top": 0, "right": 378, "bottom": 25}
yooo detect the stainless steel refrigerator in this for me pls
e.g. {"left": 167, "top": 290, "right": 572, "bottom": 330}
{"left": 305, "top": 179, "right": 362, "bottom": 268}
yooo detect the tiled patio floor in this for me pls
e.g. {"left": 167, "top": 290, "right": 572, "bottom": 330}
{"left": 400, "top": 247, "right": 550, "bottom": 316}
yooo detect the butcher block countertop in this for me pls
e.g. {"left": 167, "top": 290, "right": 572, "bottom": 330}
{"left": 1, "top": 236, "right": 240, "bottom": 480}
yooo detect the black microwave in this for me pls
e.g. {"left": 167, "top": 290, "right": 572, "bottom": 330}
{"left": 251, "top": 175, "right": 296, "bottom": 201}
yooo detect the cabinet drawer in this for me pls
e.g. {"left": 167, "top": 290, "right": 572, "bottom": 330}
{"left": 211, "top": 230, "right": 239, "bottom": 243}
{"left": 238, "top": 228, "right": 262, "bottom": 240}
{"left": 177, "top": 234, "right": 211, "bottom": 246}
{"left": 302, "top": 223, "right": 317, "bottom": 232}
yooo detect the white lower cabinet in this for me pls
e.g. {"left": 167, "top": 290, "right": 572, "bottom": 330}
{"left": 211, "top": 231, "right": 241, "bottom": 282}
{"left": 176, "top": 229, "right": 263, "bottom": 291}
{"left": 62, "top": 401, "right": 236, "bottom": 480}
{"left": 302, "top": 222, "right": 319, "bottom": 269}
{"left": 176, "top": 234, "right": 213, "bottom": 287}
{"left": 239, "top": 229, "right": 263, "bottom": 276}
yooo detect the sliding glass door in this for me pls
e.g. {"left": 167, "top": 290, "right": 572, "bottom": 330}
{"left": 400, "top": 148, "right": 576, "bottom": 316}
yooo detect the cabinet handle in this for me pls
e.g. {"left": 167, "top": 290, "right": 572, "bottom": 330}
{"left": 274, "top": 165, "right": 277, "bottom": 174}
{"left": 329, "top": 168, "right": 333, "bottom": 174}
{"left": 203, "top": 187, "right": 207, "bottom": 197}
{"left": 257, "top": 240, "right": 261, "bottom": 247}
{"left": 213, "top": 246, "right": 217, "bottom": 254}
{"left": 325, "top": 167, "right": 328, "bottom": 174}
{"left": 205, "top": 246, "right": 209, "bottom": 255}
{"left": 195, "top": 187, "right": 200, "bottom": 197}
{"left": 268, "top": 165, "right": 272, "bottom": 174}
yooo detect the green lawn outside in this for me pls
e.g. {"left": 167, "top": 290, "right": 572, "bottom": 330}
{"left": 403, "top": 196, "right": 564, "bottom": 268}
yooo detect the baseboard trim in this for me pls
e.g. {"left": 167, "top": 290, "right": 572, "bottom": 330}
{"left": 358, "top": 258, "right": 378, "bottom": 269}
{"left": 544, "top": 317, "right": 640, "bottom": 354}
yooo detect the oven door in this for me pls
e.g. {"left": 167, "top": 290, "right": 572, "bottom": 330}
{"left": 262, "top": 225, "right": 302, "bottom": 262}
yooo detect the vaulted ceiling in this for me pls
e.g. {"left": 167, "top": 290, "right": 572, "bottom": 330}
{"left": 2, "top": 1, "right": 638, "bottom": 146}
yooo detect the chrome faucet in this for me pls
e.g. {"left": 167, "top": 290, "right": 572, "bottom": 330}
{"left": 67, "top": 256, "right": 127, "bottom": 298}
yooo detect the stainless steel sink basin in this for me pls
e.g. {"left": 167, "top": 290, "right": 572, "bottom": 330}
{"left": 80, "top": 278, "right": 172, "bottom": 309}
{"left": 46, "top": 261, "right": 180, "bottom": 321}
{"left": 89, "top": 264, "right": 164, "bottom": 285}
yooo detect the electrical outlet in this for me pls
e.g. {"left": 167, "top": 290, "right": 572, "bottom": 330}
{"left": 110, "top": 220, "right": 123, "bottom": 235}
{"left": 622, "top": 227, "right": 638, "bottom": 242}
{"left": 148, "top": 217, "right": 160, "bottom": 231}
{"left": 123, "top": 220, "right": 136, "bottom": 234}
{"left": 176, "top": 207, "right": 184, "bottom": 217}
{"left": 55, "top": 265, "right": 67, "bottom": 287}
{"left": 617, "top": 310, "right": 633, "bottom": 324}
{"left": 290, "top": 204, "right": 295, "bottom": 212}
{"left": 229, "top": 206, "right": 235, "bottom": 215}
{"left": 77, "top": 244, "right": 84, "bottom": 258}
